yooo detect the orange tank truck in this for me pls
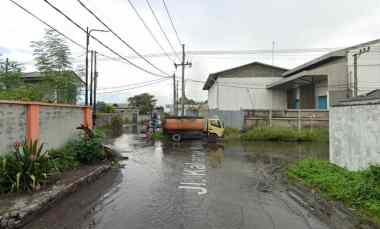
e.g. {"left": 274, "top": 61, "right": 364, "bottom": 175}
{"left": 163, "top": 117, "right": 224, "bottom": 142}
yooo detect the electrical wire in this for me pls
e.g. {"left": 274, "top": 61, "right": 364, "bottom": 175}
{"left": 8, "top": 0, "right": 85, "bottom": 49}
{"left": 127, "top": 0, "right": 176, "bottom": 64}
{"left": 98, "top": 78, "right": 168, "bottom": 90}
{"left": 76, "top": 0, "right": 171, "bottom": 76}
{"left": 161, "top": 0, "right": 181, "bottom": 47}
{"left": 43, "top": 0, "right": 171, "bottom": 79}
{"left": 145, "top": 0, "right": 180, "bottom": 61}
{"left": 97, "top": 77, "right": 171, "bottom": 94}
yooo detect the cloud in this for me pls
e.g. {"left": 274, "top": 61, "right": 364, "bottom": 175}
{"left": 1, "top": 0, "right": 380, "bottom": 106}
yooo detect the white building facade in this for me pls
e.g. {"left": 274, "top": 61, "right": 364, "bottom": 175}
{"left": 204, "top": 62, "right": 288, "bottom": 111}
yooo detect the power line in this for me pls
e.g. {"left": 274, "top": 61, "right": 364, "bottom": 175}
{"left": 145, "top": 0, "right": 180, "bottom": 61}
{"left": 98, "top": 78, "right": 167, "bottom": 90}
{"left": 127, "top": 0, "right": 176, "bottom": 64}
{"left": 8, "top": 0, "right": 85, "bottom": 49}
{"left": 97, "top": 77, "right": 171, "bottom": 94}
{"left": 43, "top": 0, "right": 171, "bottom": 79}
{"left": 76, "top": 0, "right": 171, "bottom": 76}
{"left": 161, "top": 0, "right": 181, "bottom": 47}
{"left": 7, "top": 0, "right": 150, "bottom": 67}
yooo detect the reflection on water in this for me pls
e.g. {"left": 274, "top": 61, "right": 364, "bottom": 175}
{"left": 207, "top": 141, "right": 329, "bottom": 169}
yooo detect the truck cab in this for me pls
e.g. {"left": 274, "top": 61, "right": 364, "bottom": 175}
{"left": 206, "top": 118, "right": 224, "bottom": 138}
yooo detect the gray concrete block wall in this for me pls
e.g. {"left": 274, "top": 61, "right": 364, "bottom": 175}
{"left": 0, "top": 104, "right": 27, "bottom": 154}
{"left": 39, "top": 106, "right": 83, "bottom": 150}
{"left": 330, "top": 104, "right": 380, "bottom": 171}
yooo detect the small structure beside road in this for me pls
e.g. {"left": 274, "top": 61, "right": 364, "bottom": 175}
{"left": 330, "top": 89, "right": 380, "bottom": 171}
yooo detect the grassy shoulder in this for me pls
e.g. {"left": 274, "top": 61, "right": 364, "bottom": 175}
{"left": 224, "top": 127, "right": 329, "bottom": 142}
{"left": 288, "top": 159, "right": 380, "bottom": 224}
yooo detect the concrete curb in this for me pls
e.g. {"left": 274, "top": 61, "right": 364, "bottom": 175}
{"left": 287, "top": 181, "right": 380, "bottom": 229}
{"left": 0, "top": 164, "right": 111, "bottom": 229}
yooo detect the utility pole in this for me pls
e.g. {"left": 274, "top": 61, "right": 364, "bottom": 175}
{"left": 353, "top": 53, "right": 358, "bottom": 97}
{"left": 85, "top": 27, "right": 90, "bottom": 105}
{"left": 352, "top": 47, "right": 370, "bottom": 97}
{"left": 93, "top": 51, "right": 98, "bottom": 126}
{"left": 89, "top": 50, "right": 94, "bottom": 106}
{"left": 175, "top": 44, "right": 192, "bottom": 116}
{"left": 5, "top": 58, "right": 9, "bottom": 73}
{"left": 173, "top": 73, "right": 177, "bottom": 116}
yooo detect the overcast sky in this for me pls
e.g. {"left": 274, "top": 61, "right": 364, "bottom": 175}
{"left": 1, "top": 0, "right": 380, "bottom": 106}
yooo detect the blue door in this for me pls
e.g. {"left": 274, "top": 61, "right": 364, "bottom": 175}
{"left": 318, "top": 96, "right": 327, "bottom": 109}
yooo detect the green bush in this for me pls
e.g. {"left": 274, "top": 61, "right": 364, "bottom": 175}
{"left": 110, "top": 115, "right": 123, "bottom": 136}
{"left": 224, "top": 128, "right": 241, "bottom": 140}
{"left": 241, "top": 127, "right": 328, "bottom": 142}
{"left": 288, "top": 159, "right": 380, "bottom": 222}
{"left": 73, "top": 131, "right": 106, "bottom": 164}
{"left": 49, "top": 144, "right": 80, "bottom": 172}
{"left": 0, "top": 140, "right": 50, "bottom": 193}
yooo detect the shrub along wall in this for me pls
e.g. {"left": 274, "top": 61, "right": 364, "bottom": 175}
{"left": 0, "top": 100, "right": 92, "bottom": 154}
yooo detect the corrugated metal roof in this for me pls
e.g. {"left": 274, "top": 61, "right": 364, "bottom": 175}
{"left": 202, "top": 61, "right": 288, "bottom": 90}
{"left": 282, "top": 38, "right": 380, "bottom": 78}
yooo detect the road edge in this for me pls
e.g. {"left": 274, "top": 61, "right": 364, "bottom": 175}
{"left": 286, "top": 181, "right": 380, "bottom": 229}
{"left": 0, "top": 164, "right": 112, "bottom": 229}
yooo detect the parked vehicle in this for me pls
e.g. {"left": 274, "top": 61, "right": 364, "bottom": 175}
{"left": 163, "top": 116, "right": 224, "bottom": 142}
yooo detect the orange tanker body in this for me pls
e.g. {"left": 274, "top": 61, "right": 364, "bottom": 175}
{"left": 163, "top": 116, "right": 224, "bottom": 142}
{"left": 163, "top": 117, "right": 205, "bottom": 132}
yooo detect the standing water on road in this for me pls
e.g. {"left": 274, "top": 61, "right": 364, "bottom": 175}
{"left": 24, "top": 133, "right": 330, "bottom": 229}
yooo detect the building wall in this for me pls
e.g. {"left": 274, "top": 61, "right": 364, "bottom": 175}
{"left": 0, "top": 101, "right": 91, "bottom": 155}
{"left": 39, "top": 106, "right": 83, "bottom": 150}
{"left": 0, "top": 104, "right": 27, "bottom": 153}
{"left": 314, "top": 80, "right": 328, "bottom": 108}
{"left": 208, "top": 77, "right": 287, "bottom": 111}
{"left": 347, "top": 43, "right": 380, "bottom": 96}
{"left": 330, "top": 103, "right": 380, "bottom": 171}
{"left": 300, "top": 84, "right": 315, "bottom": 109}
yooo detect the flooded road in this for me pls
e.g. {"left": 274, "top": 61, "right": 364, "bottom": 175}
{"left": 24, "top": 134, "right": 330, "bottom": 229}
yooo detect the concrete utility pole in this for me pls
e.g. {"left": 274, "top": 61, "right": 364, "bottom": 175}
{"left": 93, "top": 51, "right": 98, "bottom": 126}
{"left": 85, "top": 28, "right": 109, "bottom": 105}
{"left": 85, "top": 27, "right": 90, "bottom": 105}
{"left": 352, "top": 46, "right": 370, "bottom": 97}
{"left": 173, "top": 73, "right": 177, "bottom": 116}
{"left": 175, "top": 44, "right": 192, "bottom": 116}
{"left": 5, "top": 58, "right": 9, "bottom": 73}
{"left": 353, "top": 54, "right": 358, "bottom": 97}
{"left": 89, "top": 50, "right": 94, "bottom": 106}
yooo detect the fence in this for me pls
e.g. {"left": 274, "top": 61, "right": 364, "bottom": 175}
{"left": 0, "top": 100, "right": 92, "bottom": 154}
{"left": 244, "top": 109, "right": 329, "bottom": 129}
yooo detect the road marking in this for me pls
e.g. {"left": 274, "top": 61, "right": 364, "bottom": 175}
{"left": 178, "top": 151, "right": 208, "bottom": 195}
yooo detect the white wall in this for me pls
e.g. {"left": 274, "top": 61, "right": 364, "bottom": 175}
{"left": 208, "top": 77, "right": 287, "bottom": 111}
{"left": 347, "top": 43, "right": 380, "bottom": 96}
{"left": 330, "top": 103, "right": 380, "bottom": 171}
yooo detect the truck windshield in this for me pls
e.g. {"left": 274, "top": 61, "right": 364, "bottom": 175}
{"left": 210, "top": 120, "right": 221, "bottom": 128}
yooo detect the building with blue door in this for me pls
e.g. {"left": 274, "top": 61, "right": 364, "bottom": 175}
{"left": 204, "top": 38, "right": 380, "bottom": 111}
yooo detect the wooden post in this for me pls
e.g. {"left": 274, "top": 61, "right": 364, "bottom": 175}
{"left": 27, "top": 104, "right": 40, "bottom": 142}
{"left": 269, "top": 110, "right": 272, "bottom": 127}
{"left": 297, "top": 109, "right": 301, "bottom": 131}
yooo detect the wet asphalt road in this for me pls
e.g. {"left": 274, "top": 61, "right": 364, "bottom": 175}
{"left": 24, "top": 134, "right": 330, "bottom": 229}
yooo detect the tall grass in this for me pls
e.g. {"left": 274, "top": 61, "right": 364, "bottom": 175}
{"left": 289, "top": 159, "right": 380, "bottom": 223}
{"left": 241, "top": 127, "right": 328, "bottom": 142}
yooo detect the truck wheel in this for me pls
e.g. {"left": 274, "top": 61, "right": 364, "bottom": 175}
{"left": 208, "top": 133, "right": 217, "bottom": 142}
{"left": 172, "top": 134, "right": 181, "bottom": 142}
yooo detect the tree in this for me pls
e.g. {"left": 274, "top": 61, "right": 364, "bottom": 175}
{"left": 30, "top": 29, "right": 80, "bottom": 104}
{"left": 31, "top": 29, "right": 72, "bottom": 72}
{"left": 128, "top": 93, "right": 157, "bottom": 115}
{"left": 178, "top": 96, "right": 199, "bottom": 105}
